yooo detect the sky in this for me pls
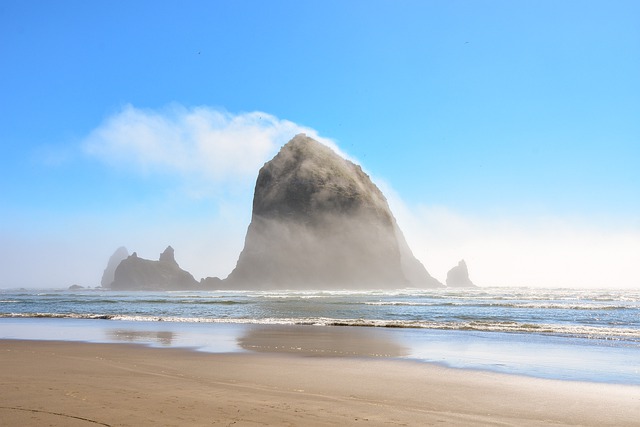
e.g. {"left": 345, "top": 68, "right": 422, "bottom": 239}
{"left": 1, "top": 0, "right": 638, "bottom": 288}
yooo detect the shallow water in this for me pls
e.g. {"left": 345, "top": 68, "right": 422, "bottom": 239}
{"left": 1, "top": 287, "right": 639, "bottom": 384}
{"left": 1, "top": 317, "right": 638, "bottom": 385}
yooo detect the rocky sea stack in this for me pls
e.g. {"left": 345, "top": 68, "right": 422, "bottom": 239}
{"left": 110, "top": 246, "right": 198, "bottom": 290}
{"left": 225, "top": 134, "right": 442, "bottom": 289}
{"left": 446, "top": 259, "right": 476, "bottom": 288}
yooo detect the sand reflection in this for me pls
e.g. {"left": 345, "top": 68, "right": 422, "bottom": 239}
{"left": 238, "top": 325, "right": 408, "bottom": 357}
{"left": 106, "top": 329, "right": 175, "bottom": 346}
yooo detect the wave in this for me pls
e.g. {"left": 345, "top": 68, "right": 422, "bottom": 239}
{"left": 3, "top": 313, "right": 115, "bottom": 320}
{"left": 179, "top": 300, "right": 248, "bottom": 305}
{"left": 488, "top": 302, "right": 631, "bottom": 310}
{"left": 4, "top": 312, "right": 639, "bottom": 342}
{"left": 5, "top": 298, "right": 250, "bottom": 306}
{"left": 363, "top": 301, "right": 633, "bottom": 310}
{"left": 365, "top": 302, "right": 441, "bottom": 307}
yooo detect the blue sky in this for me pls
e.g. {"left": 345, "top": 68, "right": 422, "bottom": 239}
{"left": 1, "top": 1, "right": 638, "bottom": 288}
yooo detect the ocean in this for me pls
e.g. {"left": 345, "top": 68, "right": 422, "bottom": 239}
{"left": 1, "top": 287, "right": 639, "bottom": 384}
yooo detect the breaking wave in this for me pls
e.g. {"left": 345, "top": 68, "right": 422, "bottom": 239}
{"left": 3, "top": 312, "right": 639, "bottom": 342}
{"left": 364, "top": 301, "right": 629, "bottom": 310}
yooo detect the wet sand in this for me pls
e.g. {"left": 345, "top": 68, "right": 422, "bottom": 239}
{"left": 1, "top": 340, "right": 639, "bottom": 426}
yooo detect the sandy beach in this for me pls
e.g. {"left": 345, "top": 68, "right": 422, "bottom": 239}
{"left": 1, "top": 340, "right": 639, "bottom": 426}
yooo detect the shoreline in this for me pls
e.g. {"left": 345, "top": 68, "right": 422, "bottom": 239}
{"left": 2, "top": 339, "right": 639, "bottom": 426}
{"left": 2, "top": 317, "right": 639, "bottom": 385}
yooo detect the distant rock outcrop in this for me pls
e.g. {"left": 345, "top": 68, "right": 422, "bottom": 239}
{"left": 111, "top": 246, "right": 199, "bottom": 290}
{"left": 224, "top": 134, "right": 442, "bottom": 289}
{"left": 100, "top": 246, "right": 129, "bottom": 288}
{"left": 200, "top": 276, "right": 223, "bottom": 290}
{"left": 446, "top": 259, "right": 476, "bottom": 287}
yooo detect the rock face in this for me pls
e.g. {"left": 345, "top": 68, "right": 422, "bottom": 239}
{"left": 446, "top": 259, "right": 476, "bottom": 287}
{"left": 100, "top": 246, "right": 129, "bottom": 288}
{"left": 111, "top": 246, "right": 198, "bottom": 290}
{"left": 225, "top": 134, "right": 442, "bottom": 289}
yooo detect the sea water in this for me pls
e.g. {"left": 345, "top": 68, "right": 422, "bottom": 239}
{"left": 1, "top": 287, "right": 639, "bottom": 384}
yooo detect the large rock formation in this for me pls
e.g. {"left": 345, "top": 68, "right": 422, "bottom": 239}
{"left": 111, "top": 246, "right": 198, "bottom": 290}
{"left": 224, "top": 134, "right": 442, "bottom": 289}
{"left": 446, "top": 259, "right": 476, "bottom": 287}
{"left": 100, "top": 246, "right": 129, "bottom": 288}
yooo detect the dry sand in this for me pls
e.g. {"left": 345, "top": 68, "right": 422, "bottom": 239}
{"left": 1, "top": 340, "right": 639, "bottom": 426}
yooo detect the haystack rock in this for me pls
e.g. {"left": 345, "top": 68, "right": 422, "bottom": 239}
{"left": 224, "top": 134, "right": 442, "bottom": 289}
{"left": 446, "top": 259, "right": 476, "bottom": 287}
{"left": 100, "top": 246, "right": 129, "bottom": 288}
{"left": 111, "top": 246, "right": 198, "bottom": 290}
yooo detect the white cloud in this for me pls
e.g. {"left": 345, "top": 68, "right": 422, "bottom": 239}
{"left": 83, "top": 104, "right": 343, "bottom": 189}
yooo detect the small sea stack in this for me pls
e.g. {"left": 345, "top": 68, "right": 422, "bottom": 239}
{"left": 446, "top": 259, "right": 477, "bottom": 288}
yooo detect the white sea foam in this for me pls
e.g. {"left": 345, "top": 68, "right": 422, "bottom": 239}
{"left": 3, "top": 312, "right": 639, "bottom": 342}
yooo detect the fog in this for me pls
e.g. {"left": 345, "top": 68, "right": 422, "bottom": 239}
{"left": 1, "top": 203, "right": 638, "bottom": 290}
{"left": 226, "top": 214, "right": 406, "bottom": 289}
{"left": 390, "top": 199, "right": 640, "bottom": 289}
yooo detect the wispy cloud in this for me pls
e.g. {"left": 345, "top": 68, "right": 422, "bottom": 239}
{"left": 83, "top": 104, "right": 342, "bottom": 188}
